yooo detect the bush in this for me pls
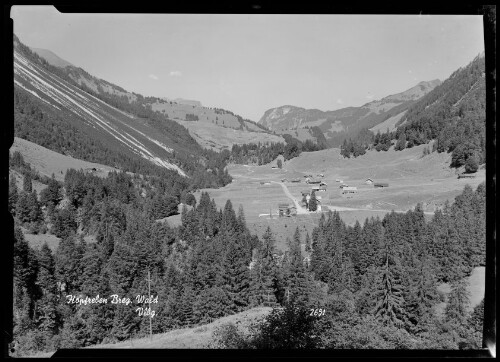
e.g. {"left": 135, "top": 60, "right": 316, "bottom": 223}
{"left": 464, "top": 155, "right": 479, "bottom": 173}
{"left": 208, "top": 323, "right": 251, "bottom": 349}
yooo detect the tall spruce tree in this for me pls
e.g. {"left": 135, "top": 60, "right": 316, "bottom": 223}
{"left": 23, "top": 172, "right": 32, "bottom": 193}
{"left": 373, "top": 256, "right": 405, "bottom": 328}
{"left": 35, "top": 243, "right": 59, "bottom": 335}
{"left": 9, "top": 174, "right": 19, "bottom": 215}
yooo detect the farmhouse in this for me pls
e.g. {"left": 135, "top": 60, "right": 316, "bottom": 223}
{"left": 311, "top": 184, "right": 327, "bottom": 192}
{"left": 374, "top": 183, "right": 389, "bottom": 188}
{"left": 301, "top": 190, "right": 311, "bottom": 196}
{"left": 278, "top": 203, "right": 297, "bottom": 217}
{"left": 307, "top": 178, "right": 322, "bottom": 184}
{"left": 342, "top": 186, "right": 357, "bottom": 194}
{"left": 339, "top": 184, "right": 348, "bottom": 189}
{"left": 291, "top": 178, "right": 301, "bottom": 183}
{"left": 365, "top": 178, "right": 374, "bottom": 185}
{"left": 458, "top": 173, "right": 475, "bottom": 179}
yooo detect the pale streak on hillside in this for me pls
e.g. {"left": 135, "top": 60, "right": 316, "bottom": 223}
{"left": 14, "top": 51, "right": 187, "bottom": 176}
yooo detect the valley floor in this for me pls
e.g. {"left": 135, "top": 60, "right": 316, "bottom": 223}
{"left": 194, "top": 144, "right": 485, "bottom": 249}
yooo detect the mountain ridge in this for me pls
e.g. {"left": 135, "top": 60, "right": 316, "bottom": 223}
{"left": 258, "top": 79, "right": 442, "bottom": 147}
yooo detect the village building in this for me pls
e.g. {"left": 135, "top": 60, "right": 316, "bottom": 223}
{"left": 365, "top": 178, "right": 374, "bottom": 185}
{"left": 278, "top": 203, "right": 297, "bottom": 217}
{"left": 458, "top": 173, "right": 476, "bottom": 179}
{"left": 306, "top": 178, "right": 322, "bottom": 184}
{"left": 374, "top": 182, "right": 389, "bottom": 188}
{"left": 342, "top": 186, "right": 357, "bottom": 194}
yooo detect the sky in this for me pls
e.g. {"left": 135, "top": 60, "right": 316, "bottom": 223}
{"left": 11, "top": 6, "right": 485, "bottom": 122}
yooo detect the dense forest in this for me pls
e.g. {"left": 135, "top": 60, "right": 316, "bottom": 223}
{"left": 339, "top": 54, "right": 486, "bottom": 172}
{"left": 11, "top": 163, "right": 485, "bottom": 354}
{"left": 229, "top": 131, "right": 328, "bottom": 166}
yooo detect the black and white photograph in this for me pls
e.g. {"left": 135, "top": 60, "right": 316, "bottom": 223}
{"left": 5, "top": 5, "right": 495, "bottom": 358}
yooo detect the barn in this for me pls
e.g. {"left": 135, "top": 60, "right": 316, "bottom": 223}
{"left": 365, "top": 178, "right": 374, "bottom": 185}
{"left": 374, "top": 183, "right": 389, "bottom": 188}
{"left": 278, "top": 203, "right": 297, "bottom": 217}
{"left": 458, "top": 173, "right": 475, "bottom": 179}
{"left": 342, "top": 186, "right": 357, "bottom": 194}
{"left": 307, "top": 178, "right": 322, "bottom": 184}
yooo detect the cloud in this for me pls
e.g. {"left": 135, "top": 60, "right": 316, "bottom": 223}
{"left": 336, "top": 98, "right": 344, "bottom": 105}
{"left": 169, "top": 71, "right": 182, "bottom": 77}
{"left": 148, "top": 74, "right": 159, "bottom": 80}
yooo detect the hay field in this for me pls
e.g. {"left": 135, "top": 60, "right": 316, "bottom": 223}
{"left": 195, "top": 143, "right": 485, "bottom": 242}
{"left": 10, "top": 137, "right": 120, "bottom": 182}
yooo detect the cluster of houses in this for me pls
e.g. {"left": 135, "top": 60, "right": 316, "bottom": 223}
{"left": 335, "top": 178, "right": 389, "bottom": 195}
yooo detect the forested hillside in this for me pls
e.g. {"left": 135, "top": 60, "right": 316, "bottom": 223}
{"left": 341, "top": 53, "right": 486, "bottom": 172}
{"left": 11, "top": 174, "right": 485, "bottom": 354}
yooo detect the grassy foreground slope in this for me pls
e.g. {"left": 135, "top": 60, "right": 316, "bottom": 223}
{"left": 10, "top": 137, "right": 120, "bottom": 182}
{"left": 87, "top": 307, "right": 272, "bottom": 350}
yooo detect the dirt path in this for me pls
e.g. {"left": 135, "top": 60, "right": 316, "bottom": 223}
{"left": 270, "top": 181, "right": 309, "bottom": 214}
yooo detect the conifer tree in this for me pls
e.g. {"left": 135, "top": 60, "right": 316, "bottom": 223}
{"left": 35, "top": 243, "right": 59, "bottom": 335}
{"left": 249, "top": 228, "right": 279, "bottom": 307}
{"left": 305, "top": 232, "right": 311, "bottom": 253}
{"left": 23, "top": 172, "right": 32, "bottom": 193}
{"left": 445, "top": 279, "right": 471, "bottom": 328}
{"left": 9, "top": 174, "right": 19, "bottom": 215}
{"left": 15, "top": 192, "right": 31, "bottom": 224}
{"left": 13, "top": 227, "right": 39, "bottom": 335}
{"left": 467, "top": 299, "right": 484, "bottom": 349}
{"left": 178, "top": 286, "right": 196, "bottom": 326}
{"left": 308, "top": 191, "right": 318, "bottom": 211}
{"left": 373, "top": 256, "right": 405, "bottom": 328}
{"left": 27, "top": 190, "right": 42, "bottom": 223}
{"left": 193, "top": 287, "right": 230, "bottom": 324}
{"left": 285, "top": 227, "right": 310, "bottom": 306}
{"left": 39, "top": 174, "right": 62, "bottom": 207}
{"left": 55, "top": 235, "right": 83, "bottom": 294}
{"left": 222, "top": 238, "right": 251, "bottom": 313}
{"left": 52, "top": 207, "right": 77, "bottom": 239}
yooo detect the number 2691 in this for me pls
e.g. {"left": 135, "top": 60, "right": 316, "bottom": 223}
{"left": 309, "top": 308, "right": 326, "bottom": 316}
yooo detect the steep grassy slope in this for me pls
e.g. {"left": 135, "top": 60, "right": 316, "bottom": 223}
{"left": 26, "top": 42, "right": 284, "bottom": 152}
{"left": 14, "top": 38, "right": 191, "bottom": 176}
{"left": 10, "top": 137, "right": 119, "bottom": 182}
